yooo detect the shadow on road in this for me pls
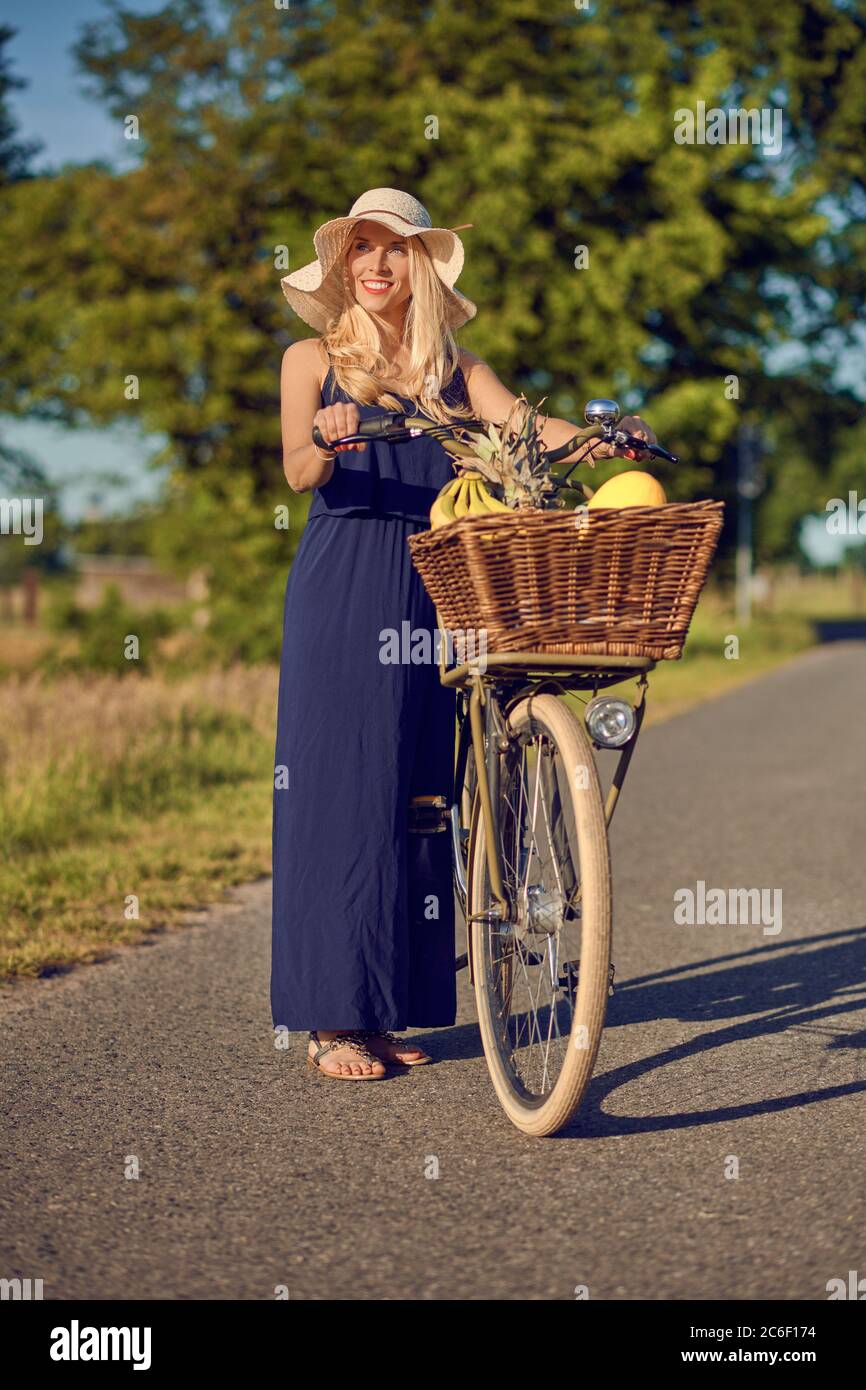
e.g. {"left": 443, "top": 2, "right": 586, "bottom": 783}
{"left": 423, "top": 925, "right": 866, "bottom": 1139}
{"left": 610, "top": 924, "right": 866, "bottom": 1029}
{"left": 557, "top": 924, "right": 866, "bottom": 1139}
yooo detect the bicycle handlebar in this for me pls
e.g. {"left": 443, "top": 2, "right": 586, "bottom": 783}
{"left": 619, "top": 434, "right": 678, "bottom": 465}
{"left": 311, "top": 413, "right": 490, "bottom": 451}
{"left": 545, "top": 425, "right": 677, "bottom": 466}
{"left": 312, "top": 412, "right": 678, "bottom": 466}
{"left": 312, "top": 412, "right": 399, "bottom": 449}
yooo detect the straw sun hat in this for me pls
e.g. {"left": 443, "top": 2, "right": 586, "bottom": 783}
{"left": 280, "top": 187, "right": 477, "bottom": 332}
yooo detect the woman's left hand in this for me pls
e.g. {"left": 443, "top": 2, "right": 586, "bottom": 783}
{"left": 589, "top": 414, "right": 657, "bottom": 463}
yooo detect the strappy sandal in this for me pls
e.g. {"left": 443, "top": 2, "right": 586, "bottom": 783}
{"left": 361, "top": 1030, "right": 433, "bottom": 1066}
{"left": 306, "top": 1030, "right": 386, "bottom": 1080}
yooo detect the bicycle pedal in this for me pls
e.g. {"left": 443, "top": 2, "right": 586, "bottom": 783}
{"left": 556, "top": 960, "right": 616, "bottom": 999}
{"left": 557, "top": 959, "right": 580, "bottom": 1001}
{"left": 408, "top": 794, "right": 449, "bottom": 833}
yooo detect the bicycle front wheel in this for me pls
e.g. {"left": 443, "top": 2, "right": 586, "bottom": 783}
{"left": 467, "top": 693, "right": 611, "bottom": 1136}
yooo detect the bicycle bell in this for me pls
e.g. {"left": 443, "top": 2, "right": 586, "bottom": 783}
{"left": 584, "top": 398, "right": 621, "bottom": 427}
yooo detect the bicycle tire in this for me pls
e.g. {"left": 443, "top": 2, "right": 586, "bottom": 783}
{"left": 467, "top": 693, "right": 611, "bottom": 1136}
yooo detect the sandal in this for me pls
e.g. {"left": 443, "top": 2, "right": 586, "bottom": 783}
{"left": 306, "top": 1030, "right": 386, "bottom": 1080}
{"left": 361, "top": 1030, "right": 433, "bottom": 1067}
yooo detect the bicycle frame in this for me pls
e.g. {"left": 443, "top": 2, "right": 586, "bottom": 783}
{"left": 442, "top": 646, "right": 654, "bottom": 982}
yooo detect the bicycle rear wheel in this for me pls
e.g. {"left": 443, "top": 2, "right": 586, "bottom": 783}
{"left": 467, "top": 694, "right": 611, "bottom": 1136}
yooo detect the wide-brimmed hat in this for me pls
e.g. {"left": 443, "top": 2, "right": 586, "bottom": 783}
{"left": 280, "top": 187, "right": 477, "bottom": 331}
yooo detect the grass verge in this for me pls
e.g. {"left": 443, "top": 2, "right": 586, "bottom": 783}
{"left": 0, "top": 667, "right": 276, "bottom": 981}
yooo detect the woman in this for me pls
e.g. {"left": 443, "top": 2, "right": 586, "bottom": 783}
{"left": 272, "top": 187, "right": 655, "bottom": 1080}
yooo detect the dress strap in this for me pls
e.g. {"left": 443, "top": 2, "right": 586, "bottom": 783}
{"left": 321, "top": 363, "right": 337, "bottom": 404}
{"left": 441, "top": 362, "right": 470, "bottom": 410}
{"left": 455, "top": 363, "right": 469, "bottom": 407}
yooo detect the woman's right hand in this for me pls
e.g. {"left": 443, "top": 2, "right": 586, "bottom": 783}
{"left": 313, "top": 403, "right": 367, "bottom": 453}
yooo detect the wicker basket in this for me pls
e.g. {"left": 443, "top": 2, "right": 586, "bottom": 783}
{"left": 408, "top": 500, "right": 725, "bottom": 661}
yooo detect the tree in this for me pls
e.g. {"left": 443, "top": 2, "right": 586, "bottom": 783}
{"left": 0, "top": 24, "right": 41, "bottom": 186}
{"left": 1, "top": 0, "right": 864, "bottom": 641}
{"left": 0, "top": 24, "right": 60, "bottom": 593}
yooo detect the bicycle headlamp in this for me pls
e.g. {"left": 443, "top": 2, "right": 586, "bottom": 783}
{"left": 584, "top": 697, "right": 636, "bottom": 749}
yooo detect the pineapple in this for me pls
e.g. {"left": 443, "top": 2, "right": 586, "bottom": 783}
{"left": 446, "top": 395, "right": 562, "bottom": 511}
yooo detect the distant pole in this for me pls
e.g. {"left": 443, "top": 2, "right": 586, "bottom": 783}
{"left": 736, "top": 424, "right": 761, "bottom": 626}
{"left": 22, "top": 568, "right": 39, "bottom": 625}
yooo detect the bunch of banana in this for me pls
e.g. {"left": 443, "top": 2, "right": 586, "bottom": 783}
{"left": 430, "top": 472, "right": 510, "bottom": 529}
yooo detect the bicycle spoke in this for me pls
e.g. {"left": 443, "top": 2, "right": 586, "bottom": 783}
{"left": 480, "top": 728, "right": 585, "bottom": 1098}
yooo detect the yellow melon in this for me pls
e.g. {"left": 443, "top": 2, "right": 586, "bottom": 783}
{"left": 586, "top": 470, "right": 667, "bottom": 509}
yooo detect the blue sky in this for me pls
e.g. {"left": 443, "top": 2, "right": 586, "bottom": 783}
{"left": 3, "top": 0, "right": 165, "bottom": 172}
{"left": 2, "top": 1, "right": 167, "bottom": 522}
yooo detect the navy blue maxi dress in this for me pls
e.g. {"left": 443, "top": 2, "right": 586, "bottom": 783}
{"left": 270, "top": 361, "right": 468, "bottom": 1033}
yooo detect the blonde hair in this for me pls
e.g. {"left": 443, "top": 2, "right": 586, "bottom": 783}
{"left": 320, "top": 234, "right": 476, "bottom": 425}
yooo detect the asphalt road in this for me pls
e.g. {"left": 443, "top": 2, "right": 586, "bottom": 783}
{"left": 2, "top": 642, "right": 865, "bottom": 1301}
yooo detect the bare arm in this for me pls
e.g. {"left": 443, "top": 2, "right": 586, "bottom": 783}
{"left": 459, "top": 350, "right": 655, "bottom": 463}
{"left": 280, "top": 340, "right": 367, "bottom": 493}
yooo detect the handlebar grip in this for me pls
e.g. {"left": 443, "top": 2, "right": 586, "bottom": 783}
{"left": 356, "top": 411, "right": 406, "bottom": 437}
{"left": 618, "top": 431, "right": 678, "bottom": 465}
{"left": 311, "top": 411, "right": 406, "bottom": 451}
{"left": 643, "top": 443, "right": 678, "bottom": 464}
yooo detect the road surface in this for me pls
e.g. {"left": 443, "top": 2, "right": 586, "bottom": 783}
{"left": 2, "top": 642, "right": 865, "bottom": 1300}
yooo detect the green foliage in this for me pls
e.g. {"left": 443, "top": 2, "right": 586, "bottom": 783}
{"left": 827, "top": 418, "right": 866, "bottom": 500}
{"left": 43, "top": 586, "right": 88, "bottom": 633}
{"left": 42, "top": 582, "right": 178, "bottom": 675}
{"left": 145, "top": 469, "right": 306, "bottom": 664}
{"left": 1, "top": 0, "right": 864, "bottom": 623}
{"left": 71, "top": 511, "right": 156, "bottom": 556}
{"left": 843, "top": 539, "right": 866, "bottom": 574}
{"left": 0, "top": 456, "right": 66, "bottom": 585}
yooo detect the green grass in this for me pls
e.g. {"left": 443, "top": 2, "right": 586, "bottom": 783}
{"left": 0, "top": 667, "right": 276, "bottom": 980}
{"left": 1, "top": 784, "right": 271, "bottom": 980}
{"left": 631, "top": 571, "right": 865, "bottom": 725}
{"left": 637, "top": 597, "right": 816, "bottom": 727}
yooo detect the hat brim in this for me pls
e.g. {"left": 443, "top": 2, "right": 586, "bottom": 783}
{"left": 280, "top": 212, "right": 475, "bottom": 331}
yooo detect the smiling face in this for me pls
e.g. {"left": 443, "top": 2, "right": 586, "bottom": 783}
{"left": 345, "top": 219, "right": 414, "bottom": 318}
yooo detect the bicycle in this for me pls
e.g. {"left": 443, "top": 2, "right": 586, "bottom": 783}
{"left": 313, "top": 400, "right": 718, "bottom": 1136}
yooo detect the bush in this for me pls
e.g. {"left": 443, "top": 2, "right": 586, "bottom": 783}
{"left": 40, "top": 583, "right": 178, "bottom": 675}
